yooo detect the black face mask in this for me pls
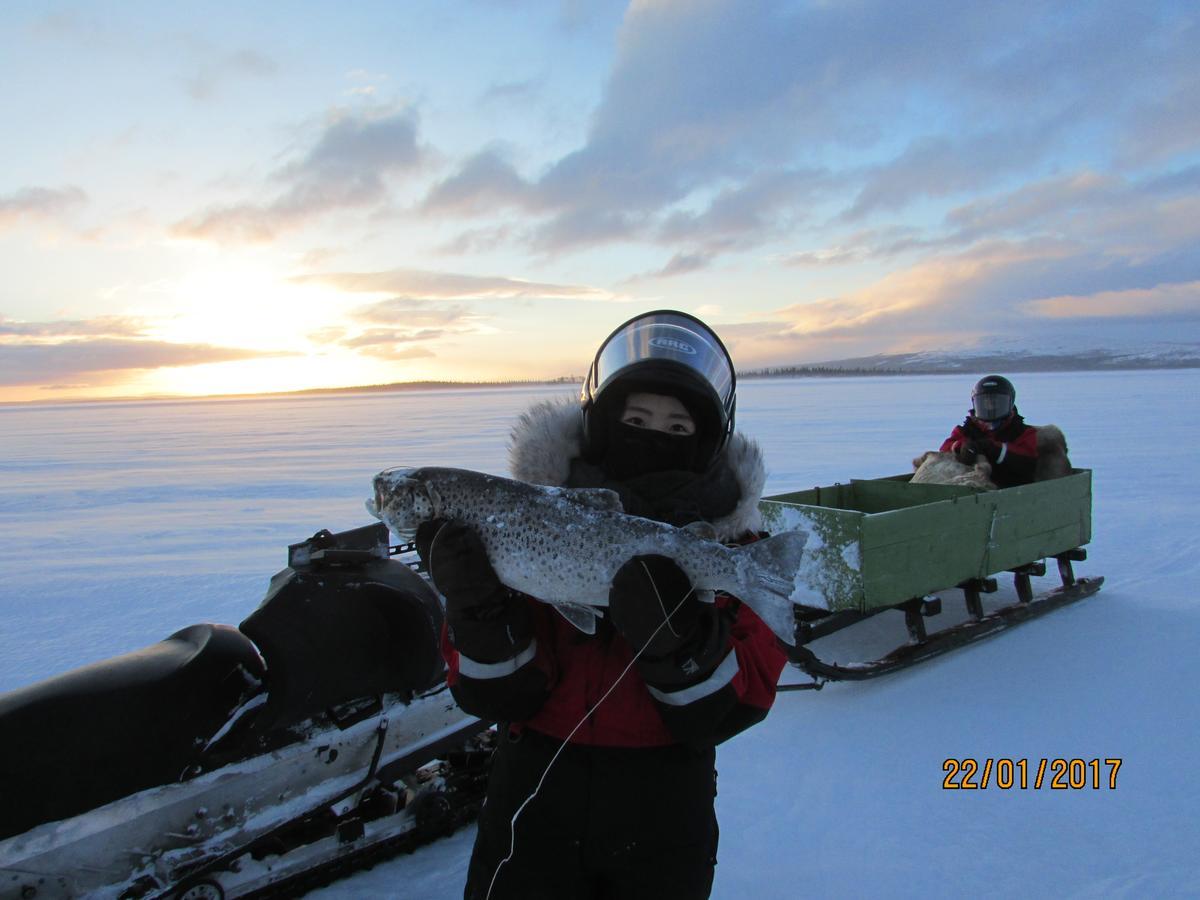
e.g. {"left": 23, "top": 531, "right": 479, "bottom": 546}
{"left": 602, "top": 421, "right": 701, "bottom": 479}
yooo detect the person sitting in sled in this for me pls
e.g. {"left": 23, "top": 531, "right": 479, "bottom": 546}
{"left": 940, "top": 375, "right": 1040, "bottom": 488}
{"left": 416, "top": 309, "right": 788, "bottom": 900}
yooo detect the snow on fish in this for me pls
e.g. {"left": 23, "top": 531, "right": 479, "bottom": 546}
{"left": 367, "top": 466, "right": 822, "bottom": 646}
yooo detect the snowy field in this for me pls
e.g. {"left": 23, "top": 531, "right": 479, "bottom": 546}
{"left": 2, "top": 371, "right": 1198, "bottom": 897}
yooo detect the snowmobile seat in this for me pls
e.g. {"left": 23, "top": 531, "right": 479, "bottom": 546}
{"left": 240, "top": 537, "right": 445, "bottom": 734}
{"left": 0, "top": 623, "right": 265, "bottom": 840}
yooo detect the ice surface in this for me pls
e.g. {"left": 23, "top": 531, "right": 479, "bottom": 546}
{"left": 2, "top": 372, "right": 1198, "bottom": 897}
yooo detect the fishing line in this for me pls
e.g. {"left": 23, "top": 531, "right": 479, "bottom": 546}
{"left": 649, "top": 558, "right": 686, "bottom": 640}
{"left": 483, "top": 565, "right": 695, "bottom": 900}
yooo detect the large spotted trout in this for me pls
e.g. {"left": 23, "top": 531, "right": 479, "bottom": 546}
{"left": 367, "top": 466, "right": 822, "bottom": 645}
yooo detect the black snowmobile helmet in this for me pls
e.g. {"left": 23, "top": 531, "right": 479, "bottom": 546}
{"left": 971, "top": 374, "right": 1016, "bottom": 422}
{"left": 581, "top": 309, "right": 736, "bottom": 469}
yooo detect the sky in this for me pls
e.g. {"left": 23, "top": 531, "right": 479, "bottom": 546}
{"left": 2, "top": 0, "right": 1198, "bottom": 402}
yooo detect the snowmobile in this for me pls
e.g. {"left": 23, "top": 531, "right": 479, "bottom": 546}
{"left": 0, "top": 524, "right": 493, "bottom": 900}
{"left": 764, "top": 467, "right": 1104, "bottom": 688}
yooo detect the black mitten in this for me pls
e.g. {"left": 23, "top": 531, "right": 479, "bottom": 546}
{"left": 954, "top": 442, "right": 981, "bottom": 465}
{"left": 609, "top": 555, "right": 730, "bottom": 688}
{"left": 416, "top": 519, "right": 532, "bottom": 664}
{"left": 980, "top": 439, "right": 1002, "bottom": 461}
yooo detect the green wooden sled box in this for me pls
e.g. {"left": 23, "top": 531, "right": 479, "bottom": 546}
{"left": 758, "top": 469, "right": 1094, "bottom": 612}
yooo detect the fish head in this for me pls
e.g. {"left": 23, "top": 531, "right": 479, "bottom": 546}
{"left": 368, "top": 467, "right": 442, "bottom": 535}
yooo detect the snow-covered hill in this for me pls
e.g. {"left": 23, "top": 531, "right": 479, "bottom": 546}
{"left": 788, "top": 338, "right": 1200, "bottom": 373}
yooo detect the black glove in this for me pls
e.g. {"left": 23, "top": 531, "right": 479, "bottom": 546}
{"left": 954, "top": 442, "right": 980, "bottom": 465}
{"left": 416, "top": 519, "right": 532, "bottom": 664}
{"left": 975, "top": 440, "right": 1000, "bottom": 463}
{"left": 609, "top": 555, "right": 729, "bottom": 687}
{"left": 955, "top": 440, "right": 998, "bottom": 465}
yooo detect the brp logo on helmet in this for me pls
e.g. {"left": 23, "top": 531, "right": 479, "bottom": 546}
{"left": 649, "top": 336, "right": 697, "bottom": 355}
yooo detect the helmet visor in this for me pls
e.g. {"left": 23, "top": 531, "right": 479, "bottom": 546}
{"left": 973, "top": 391, "right": 1013, "bottom": 421}
{"left": 588, "top": 311, "right": 735, "bottom": 420}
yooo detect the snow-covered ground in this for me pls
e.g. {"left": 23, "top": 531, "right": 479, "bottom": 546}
{"left": 2, "top": 371, "right": 1197, "bottom": 897}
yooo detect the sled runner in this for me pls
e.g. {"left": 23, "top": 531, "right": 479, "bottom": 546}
{"left": 0, "top": 524, "right": 490, "bottom": 900}
{"left": 760, "top": 469, "right": 1103, "bottom": 687}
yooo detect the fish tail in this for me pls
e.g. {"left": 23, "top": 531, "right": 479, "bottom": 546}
{"left": 735, "top": 532, "right": 810, "bottom": 646}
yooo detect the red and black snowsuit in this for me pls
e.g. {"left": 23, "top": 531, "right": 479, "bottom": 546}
{"left": 940, "top": 412, "right": 1039, "bottom": 488}
{"left": 442, "top": 399, "right": 787, "bottom": 900}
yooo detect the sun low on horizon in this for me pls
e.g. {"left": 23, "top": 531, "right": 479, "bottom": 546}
{"left": 2, "top": 265, "right": 608, "bottom": 402}
{"left": 2, "top": 2, "right": 1197, "bottom": 405}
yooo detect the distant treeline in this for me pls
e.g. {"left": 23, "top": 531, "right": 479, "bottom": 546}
{"left": 12, "top": 360, "right": 1194, "bottom": 408}
{"left": 740, "top": 366, "right": 914, "bottom": 377}
{"left": 291, "top": 360, "right": 1200, "bottom": 397}
{"left": 741, "top": 359, "right": 1200, "bottom": 378}
{"left": 286, "top": 375, "right": 584, "bottom": 397}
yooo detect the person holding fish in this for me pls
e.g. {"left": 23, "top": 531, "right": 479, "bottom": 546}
{"left": 414, "top": 310, "right": 788, "bottom": 899}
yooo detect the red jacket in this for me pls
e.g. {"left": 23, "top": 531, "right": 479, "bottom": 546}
{"left": 940, "top": 414, "right": 1039, "bottom": 487}
{"left": 441, "top": 551, "right": 787, "bottom": 748}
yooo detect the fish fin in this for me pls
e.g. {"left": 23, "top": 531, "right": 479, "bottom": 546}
{"left": 426, "top": 481, "right": 443, "bottom": 511}
{"left": 682, "top": 521, "right": 719, "bottom": 542}
{"left": 732, "top": 531, "right": 822, "bottom": 646}
{"left": 560, "top": 487, "right": 624, "bottom": 512}
{"left": 554, "top": 602, "right": 601, "bottom": 634}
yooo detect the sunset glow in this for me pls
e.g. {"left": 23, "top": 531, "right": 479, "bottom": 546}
{"left": 2, "top": 2, "right": 1197, "bottom": 403}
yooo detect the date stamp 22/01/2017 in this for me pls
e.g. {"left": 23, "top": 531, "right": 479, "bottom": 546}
{"left": 942, "top": 758, "right": 1122, "bottom": 790}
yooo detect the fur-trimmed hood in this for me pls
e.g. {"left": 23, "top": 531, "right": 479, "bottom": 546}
{"left": 508, "top": 398, "right": 767, "bottom": 542}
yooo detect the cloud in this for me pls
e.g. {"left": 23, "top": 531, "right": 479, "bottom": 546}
{"left": 842, "top": 128, "right": 1056, "bottom": 221}
{"left": 0, "top": 315, "right": 143, "bottom": 337}
{"left": 659, "top": 169, "right": 830, "bottom": 246}
{"left": 338, "top": 321, "right": 451, "bottom": 364}
{"left": 293, "top": 265, "right": 589, "bottom": 364}
{"left": 753, "top": 232, "right": 1200, "bottom": 365}
{"left": 170, "top": 107, "right": 425, "bottom": 242}
{"left": 295, "top": 267, "right": 611, "bottom": 302}
{"left": 0, "top": 339, "right": 288, "bottom": 386}
{"left": 1116, "top": 19, "right": 1200, "bottom": 165}
{"left": 33, "top": 13, "right": 278, "bottom": 103}
{"left": 0, "top": 186, "right": 87, "bottom": 230}
{"left": 306, "top": 325, "right": 348, "bottom": 345}
{"left": 184, "top": 48, "right": 277, "bottom": 101}
{"left": 622, "top": 250, "right": 717, "bottom": 284}
{"left": 1023, "top": 281, "right": 1200, "bottom": 320}
{"left": 478, "top": 77, "right": 543, "bottom": 107}
{"left": 341, "top": 327, "right": 446, "bottom": 349}
{"left": 944, "top": 172, "right": 1126, "bottom": 240}
{"left": 299, "top": 290, "right": 487, "bottom": 363}
{"left": 294, "top": 267, "right": 620, "bottom": 364}
{"left": 435, "top": 223, "right": 525, "bottom": 256}
{"left": 416, "top": 2, "right": 926, "bottom": 249}
{"left": 421, "top": 149, "right": 536, "bottom": 216}
{"left": 355, "top": 344, "right": 435, "bottom": 362}
{"left": 417, "top": 3, "right": 859, "bottom": 251}
{"left": 348, "top": 299, "right": 471, "bottom": 327}
{"left": 418, "top": 0, "right": 1198, "bottom": 272}
{"left": 777, "top": 162, "right": 1200, "bottom": 278}
{"left": 779, "top": 245, "right": 868, "bottom": 268}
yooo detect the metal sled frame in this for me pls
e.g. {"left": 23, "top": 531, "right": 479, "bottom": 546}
{"left": 781, "top": 550, "right": 1103, "bottom": 689}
